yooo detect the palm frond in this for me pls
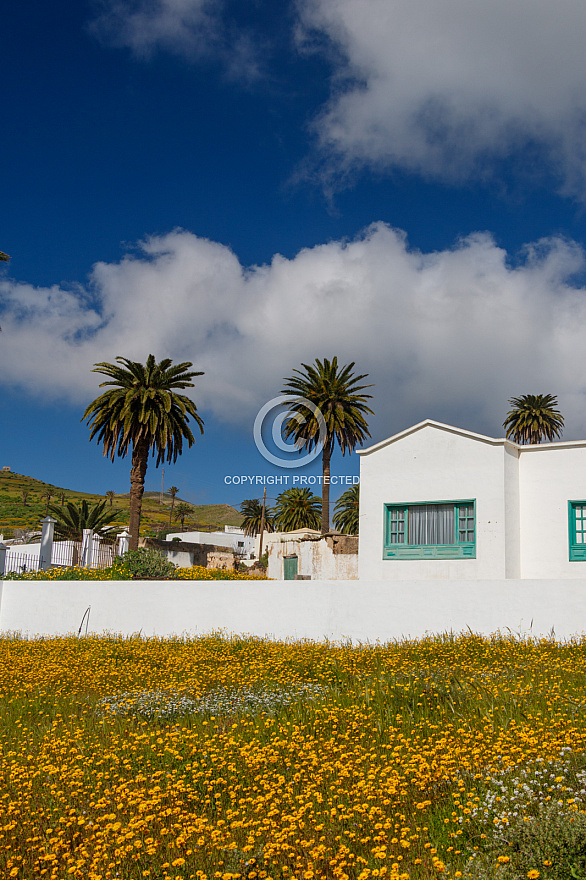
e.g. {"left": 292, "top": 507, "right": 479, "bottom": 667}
{"left": 333, "top": 484, "right": 360, "bottom": 535}
{"left": 239, "top": 499, "right": 275, "bottom": 536}
{"left": 503, "top": 394, "right": 564, "bottom": 444}
{"left": 281, "top": 356, "right": 374, "bottom": 455}
{"left": 273, "top": 488, "right": 321, "bottom": 532}
{"left": 48, "top": 499, "right": 119, "bottom": 541}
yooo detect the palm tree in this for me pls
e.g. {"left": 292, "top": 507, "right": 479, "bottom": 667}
{"left": 48, "top": 499, "right": 119, "bottom": 541}
{"left": 503, "top": 394, "right": 564, "bottom": 444}
{"left": 282, "top": 357, "right": 373, "bottom": 533}
{"left": 240, "top": 498, "right": 275, "bottom": 536}
{"left": 333, "top": 484, "right": 359, "bottom": 535}
{"left": 168, "top": 486, "right": 179, "bottom": 524}
{"left": 82, "top": 355, "right": 204, "bottom": 550}
{"left": 105, "top": 490, "right": 116, "bottom": 507}
{"left": 273, "top": 488, "right": 321, "bottom": 532}
{"left": 174, "top": 502, "right": 193, "bottom": 530}
{"left": 44, "top": 490, "right": 54, "bottom": 515}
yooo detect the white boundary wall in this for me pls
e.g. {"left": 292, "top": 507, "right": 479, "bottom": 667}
{"left": 2, "top": 579, "right": 586, "bottom": 642}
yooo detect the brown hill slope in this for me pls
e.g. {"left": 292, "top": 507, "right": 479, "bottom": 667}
{"left": 0, "top": 471, "right": 242, "bottom": 539}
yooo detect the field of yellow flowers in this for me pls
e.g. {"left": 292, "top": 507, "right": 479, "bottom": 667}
{"left": 3, "top": 565, "right": 268, "bottom": 581}
{"left": 1, "top": 632, "right": 586, "bottom": 880}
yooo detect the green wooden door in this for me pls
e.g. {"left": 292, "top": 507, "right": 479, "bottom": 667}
{"left": 283, "top": 556, "right": 298, "bottom": 580}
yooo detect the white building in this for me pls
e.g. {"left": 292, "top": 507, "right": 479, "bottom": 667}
{"left": 264, "top": 529, "right": 358, "bottom": 580}
{"left": 358, "top": 419, "right": 586, "bottom": 580}
{"left": 165, "top": 527, "right": 256, "bottom": 559}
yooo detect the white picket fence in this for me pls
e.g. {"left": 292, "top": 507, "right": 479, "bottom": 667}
{"left": 0, "top": 517, "right": 129, "bottom": 576}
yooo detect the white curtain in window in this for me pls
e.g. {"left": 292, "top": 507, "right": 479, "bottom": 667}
{"left": 409, "top": 504, "right": 454, "bottom": 545}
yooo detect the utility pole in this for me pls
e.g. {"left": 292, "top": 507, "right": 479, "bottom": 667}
{"left": 160, "top": 467, "right": 165, "bottom": 504}
{"left": 258, "top": 487, "right": 267, "bottom": 563}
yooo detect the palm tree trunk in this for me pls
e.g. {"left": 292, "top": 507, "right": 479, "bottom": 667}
{"left": 321, "top": 443, "right": 332, "bottom": 534}
{"left": 129, "top": 439, "right": 149, "bottom": 551}
{"left": 169, "top": 496, "right": 175, "bottom": 525}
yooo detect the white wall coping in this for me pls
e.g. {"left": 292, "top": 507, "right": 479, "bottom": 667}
{"left": 264, "top": 529, "right": 322, "bottom": 544}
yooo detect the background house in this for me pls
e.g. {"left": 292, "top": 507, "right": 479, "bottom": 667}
{"left": 266, "top": 529, "right": 358, "bottom": 580}
{"left": 166, "top": 526, "right": 256, "bottom": 560}
{"left": 358, "top": 419, "right": 586, "bottom": 580}
{"left": 143, "top": 538, "right": 236, "bottom": 570}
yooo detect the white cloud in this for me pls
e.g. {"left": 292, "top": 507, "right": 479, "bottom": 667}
{"left": 89, "top": 0, "right": 263, "bottom": 81}
{"left": 90, "top": 0, "right": 222, "bottom": 59}
{"left": 297, "top": 0, "right": 586, "bottom": 195}
{"left": 2, "top": 225, "right": 586, "bottom": 442}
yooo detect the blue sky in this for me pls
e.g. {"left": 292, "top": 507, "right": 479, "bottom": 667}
{"left": 3, "top": 0, "right": 586, "bottom": 512}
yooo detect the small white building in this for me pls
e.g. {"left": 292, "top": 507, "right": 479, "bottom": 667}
{"left": 358, "top": 419, "right": 586, "bottom": 580}
{"left": 266, "top": 529, "right": 359, "bottom": 580}
{"left": 166, "top": 527, "right": 256, "bottom": 559}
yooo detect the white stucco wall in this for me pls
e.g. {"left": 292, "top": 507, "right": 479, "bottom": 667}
{"left": 164, "top": 549, "right": 193, "bottom": 568}
{"left": 504, "top": 445, "right": 521, "bottom": 578}
{"left": 519, "top": 442, "right": 586, "bottom": 578}
{"left": 300, "top": 540, "right": 358, "bottom": 580}
{"left": 1, "top": 578, "right": 586, "bottom": 642}
{"left": 358, "top": 424, "right": 516, "bottom": 580}
{"left": 262, "top": 529, "right": 320, "bottom": 576}
{"left": 268, "top": 538, "right": 358, "bottom": 580}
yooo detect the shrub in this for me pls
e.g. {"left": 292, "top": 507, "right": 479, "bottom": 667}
{"left": 466, "top": 800, "right": 586, "bottom": 880}
{"left": 114, "top": 548, "right": 175, "bottom": 579}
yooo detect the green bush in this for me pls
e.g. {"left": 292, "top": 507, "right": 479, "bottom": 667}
{"left": 466, "top": 801, "right": 586, "bottom": 880}
{"left": 113, "top": 548, "right": 175, "bottom": 579}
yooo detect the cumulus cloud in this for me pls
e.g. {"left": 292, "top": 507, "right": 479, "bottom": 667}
{"left": 2, "top": 225, "right": 586, "bottom": 441}
{"left": 297, "top": 0, "right": 586, "bottom": 195}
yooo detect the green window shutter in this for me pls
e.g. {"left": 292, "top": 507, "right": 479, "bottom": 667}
{"left": 387, "top": 507, "right": 406, "bottom": 544}
{"left": 457, "top": 503, "right": 475, "bottom": 543}
{"left": 569, "top": 502, "right": 586, "bottom": 561}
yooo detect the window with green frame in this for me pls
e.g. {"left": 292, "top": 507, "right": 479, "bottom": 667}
{"left": 569, "top": 502, "right": 586, "bottom": 561}
{"left": 384, "top": 500, "right": 476, "bottom": 560}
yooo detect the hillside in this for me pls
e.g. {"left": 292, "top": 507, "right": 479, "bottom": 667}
{"left": 0, "top": 471, "right": 243, "bottom": 540}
